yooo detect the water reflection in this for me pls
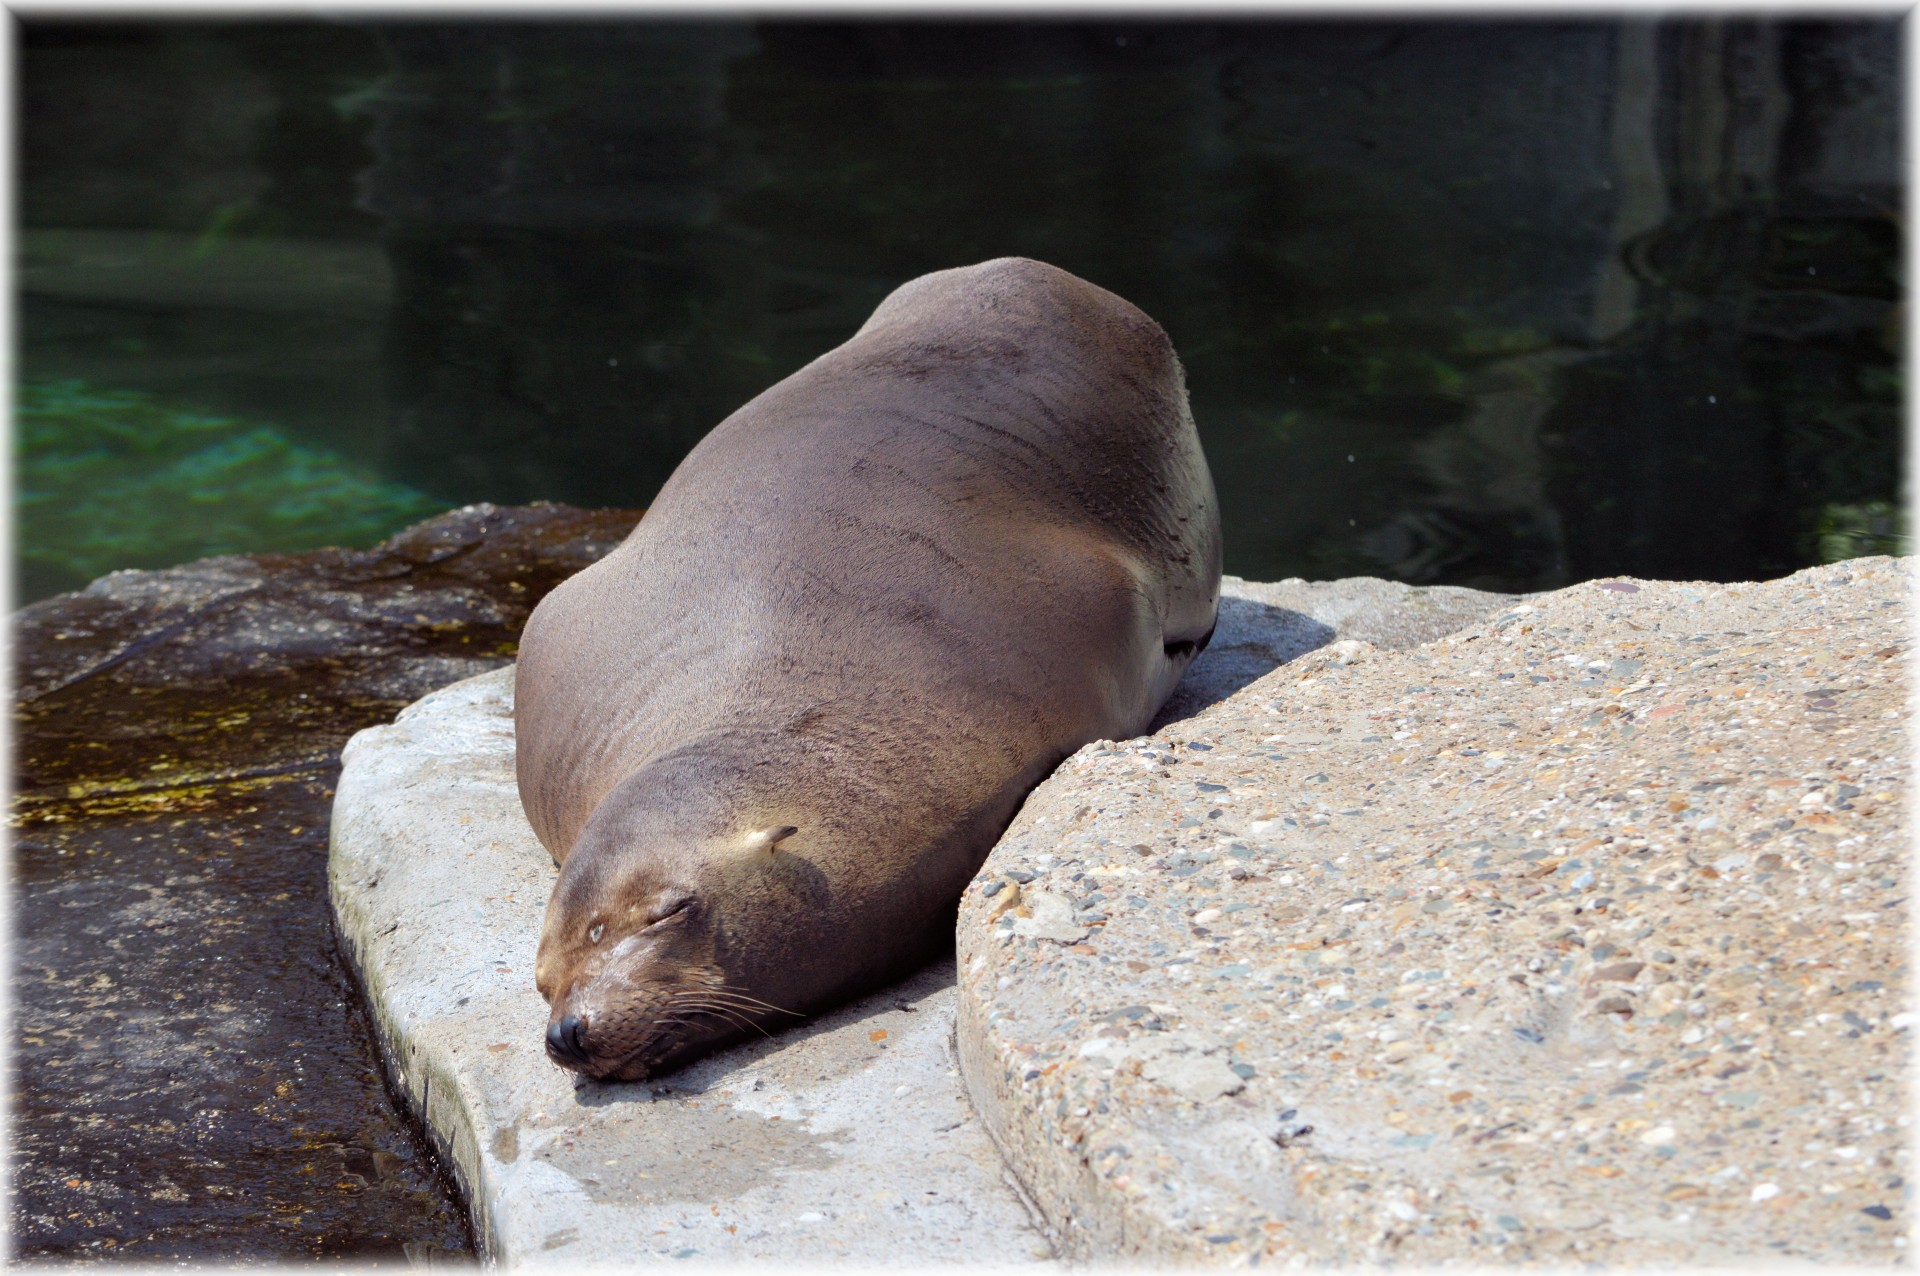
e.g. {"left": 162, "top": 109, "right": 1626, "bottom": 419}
{"left": 18, "top": 18, "right": 1903, "bottom": 600}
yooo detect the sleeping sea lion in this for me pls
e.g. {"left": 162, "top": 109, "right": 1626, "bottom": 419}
{"left": 515, "top": 257, "right": 1220, "bottom": 1080}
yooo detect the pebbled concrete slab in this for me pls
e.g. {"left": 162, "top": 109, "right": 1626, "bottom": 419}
{"left": 328, "top": 668, "right": 1055, "bottom": 1265}
{"left": 956, "top": 558, "right": 1911, "bottom": 1265}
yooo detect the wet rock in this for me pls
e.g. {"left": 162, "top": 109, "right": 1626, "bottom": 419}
{"left": 10, "top": 502, "right": 638, "bottom": 1261}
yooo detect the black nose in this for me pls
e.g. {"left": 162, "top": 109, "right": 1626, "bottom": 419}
{"left": 546, "top": 1013, "right": 591, "bottom": 1069}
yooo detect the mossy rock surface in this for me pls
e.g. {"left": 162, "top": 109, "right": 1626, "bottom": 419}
{"left": 10, "top": 503, "right": 638, "bottom": 1262}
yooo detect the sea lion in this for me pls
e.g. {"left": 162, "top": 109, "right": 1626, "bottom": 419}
{"left": 515, "top": 257, "right": 1220, "bottom": 1080}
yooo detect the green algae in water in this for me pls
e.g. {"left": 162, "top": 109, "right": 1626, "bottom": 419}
{"left": 16, "top": 380, "right": 446, "bottom": 598}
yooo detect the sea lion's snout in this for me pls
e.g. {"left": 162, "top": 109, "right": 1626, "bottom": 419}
{"left": 545, "top": 1013, "right": 592, "bottom": 1069}
{"left": 542, "top": 977, "right": 692, "bottom": 1080}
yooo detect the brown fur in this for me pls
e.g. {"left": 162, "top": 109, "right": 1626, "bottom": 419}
{"left": 516, "top": 258, "right": 1220, "bottom": 1079}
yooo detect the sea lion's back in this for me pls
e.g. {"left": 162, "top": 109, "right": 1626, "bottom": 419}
{"left": 515, "top": 258, "right": 1221, "bottom": 860}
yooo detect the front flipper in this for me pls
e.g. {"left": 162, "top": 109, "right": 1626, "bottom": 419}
{"left": 1162, "top": 617, "right": 1217, "bottom": 663}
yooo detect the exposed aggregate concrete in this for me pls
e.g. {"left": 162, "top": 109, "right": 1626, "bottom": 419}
{"left": 958, "top": 557, "right": 1911, "bottom": 1265}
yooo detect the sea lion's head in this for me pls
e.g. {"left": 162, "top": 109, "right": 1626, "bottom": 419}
{"left": 534, "top": 813, "right": 800, "bottom": 1082}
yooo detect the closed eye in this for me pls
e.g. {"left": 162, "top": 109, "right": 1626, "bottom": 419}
{"left": 649, "top": 897, "right": 693, "bottom": 925}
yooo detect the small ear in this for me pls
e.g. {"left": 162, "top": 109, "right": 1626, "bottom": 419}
{"left": 739, "top": 824, "right": 799, "bottom": 861}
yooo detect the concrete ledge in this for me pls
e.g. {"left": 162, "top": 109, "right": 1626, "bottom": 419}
{"left": 328, "top": 669, "right": 1054, "bottom": 1265}
{"left": 956, "top": 558, "right": 1910, "bottom": 1264}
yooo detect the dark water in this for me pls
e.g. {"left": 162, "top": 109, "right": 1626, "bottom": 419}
{"left": 9, "top": 16, "right": 1905, "bottom": 1264}
{"left": 18, "top": 18, "right": 1905, "bottom": 604}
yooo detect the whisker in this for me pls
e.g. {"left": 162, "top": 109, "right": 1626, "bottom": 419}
{"left": 673, "top": 999, "right": 756, "bottom": 1023}
{"left": 706, "top": 1007, "right": 769, "bottom": 1038}
{"left": 673, "top": 1001, "right": 772, "bottom": 1039}
{"left": 665, "top": 993, "right": 736, "bottom": 1016}
{"left": 719, "top": 988, "right": 797, "bottom": 1013}
{"left": 695, "top": 995, "right": 784, "bottom": 1019}
{"left": 710, "top": 987, "right": 803, "bottom": 1016}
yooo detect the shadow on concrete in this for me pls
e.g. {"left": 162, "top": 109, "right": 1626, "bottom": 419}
{"left": 1150, "top": 596, "right": 1336, "bottom": 732}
